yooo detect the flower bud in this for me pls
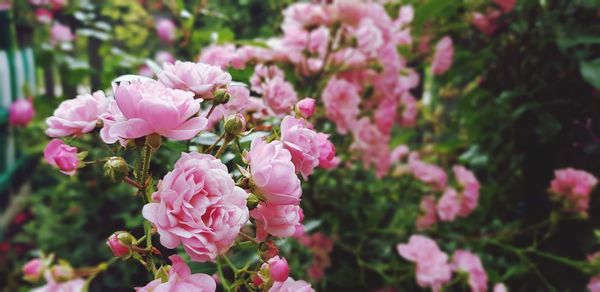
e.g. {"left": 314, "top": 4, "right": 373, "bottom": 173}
{"left": 146, "top": 133, "right": 162, "bottom": 150}
{"left": 267, "top": 256, "right": 289, "bottom": 282}
{"left": 9, "top": 98, "right": 35, "bottom": 127}
{"left": 50, "top": 264, "right": 74, "bottom": 282}
{"left": 106, "top": 231, "right": 134, "bottom": 257}
{"left": 224, "top": 113, "right": 246, "bottom": 137}
{"left": 22, "top": 258, "right": 44, "bottom": 282}
{"left": 155, "top": 265, "right": 171, "bottom": 283}
{"left": 103, "top": 157, "right": 128, "bottom": 182}
{"left": 295, "top": 98, "right": 316, "bottom": 118}
{"left": 246, "top": 193, "right": 260, "bottom": 209}
{"left": 213, "top": 88, "right": 231, "bottom": 105}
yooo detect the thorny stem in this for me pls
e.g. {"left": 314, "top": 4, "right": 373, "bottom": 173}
{"left": 124, "top": 176, "right": 144, "bottom": 190}
{"left": 214, "top": 136, "right": 232, "bottom": 158}
{"left": 205, "top": 132, "right": 225, "bottom": 153}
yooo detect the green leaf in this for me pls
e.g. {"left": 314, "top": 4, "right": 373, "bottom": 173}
{"left": 580, "top": 59, "right": 600, "bottom": 88}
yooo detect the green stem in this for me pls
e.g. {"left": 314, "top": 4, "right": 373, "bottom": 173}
{"left": 214, "top": 137, "right": 232, "bottom": 158}
{"left": 217, "top": 257, "right": 232, "bottom": 291}
{"left": 81, "top": 257, "right": 117, "bottom": 292}
{"left": 526, "top": 248, "right": 585, "bottom": 271}
{"left": 205, "top": 132, "right": 225, "bottom": 154}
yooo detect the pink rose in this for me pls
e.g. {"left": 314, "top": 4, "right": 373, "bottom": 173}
{"left": 398, "top": 92, "right": 418, "bottom": 127}
{"left": 99, "top": 99, "right": 128, "bottom": 146}
{"left": 155, "top": 51, "right": 175, "bottom": 65}
{"left": 106, "top": 231, "right": 131, "bottom": 257}
{"left": 471, "top": 10, "right": 501, "bottom": 36}
{"left": 156, "top": 18, "right": 176, "bottom": 43}
{"left": 9, "top": 99, "right": 35, "bottom": 127}
{"left": 493, "top": 283, "right": 508, "bottom": 292}
{"left": 251, "top": 203, "right": 304, "bottom": 241}
{"left": 135, "top": 255, "right": 216, "bottom": 292}
{"left": 199, "top": 44, "right": 236, "bottom": 69}
{"left": 142, "top": 152, "right": 249, "bottom": 262}
{"left": 247, "top": 137, "right": 302, "bottom": 205}
{"left": 550, "top": 168, "right": 598, "bottom": 214}
{"left": 353, "top": 18, "right": 384, "bottom": 57}
{"left": 35, "top": 8, "right": 53, "bottom": 24}
{"left": 397, "top": 235, "right": 452, "bottom": 292}
{"left": 250, "top": 64, "right": 285, "bottom": 94}
{"left": 375, "top": 97, "right": 397, "bottom": 134}
{"left": 453, "top": 165, "right": 481, "bottom": 217}
{"left": 416, "top": 195, "right": 437, "bottom": 230}
{"left": 588, "top": 275, "right": 600, "bottom": 292}
{"left": 32, "top": 273, "right": 85, "bottom": 292}
{"left": 137, "top": 65, "right": 154, "bottom": 77}
{"left": 109, "top": 80, "right": 207, "bottom": 140}
{"left": 260, "top": 256, "right": 290, "bottom": 282}
{"left": 390, "top": 144, "right": 410, "bottom": 163}
{"left": 322, "top": 77, "right": 361, "bottom": 134}
{"left": 46, "top": 91, "right": 108, "bottom": 137}
{"left": 43, "top": 139, "right": 79, "bottom": 176}
{"left": 280, "top": 116, "right": 320, "bottom": 179}
{"left": 351, "top": 118, "right": 391, "bottom": 177}
{"left": 452, "top": 250, "right": 488, "bottom": 292}
{"left": 316, "top": 133, "right": 339, "bottom": 169}
{"left": 437, "top": 188, "right": 461, "bottom": 222}
{"left": 269, "top": 277, "right": 314, "bottom": 292}
{"left": 296, "top": 98, "right": 316, "bottom": 118}
{"left": 395, "top": 5, "right": 414, "bottom": 27}
{"left": 23, "top": 258, "right": 44, "bottom": 282}
{"left": 282, "top": 2, "right": 329, "bottom": 30}
{"left": 157, "top": 61, "right": 232, "bottom": 99}
{"left": 50, "top": 22, "right": 74, "bottom": 45}
{"left": 262, "top": 77, "right": 298, "bottom": 115}
{"left": 431, "top": 36, "right": 454, "bottom": 75}
{"left": 50, "top": 0, "right": 67, "bottom": 10}
{"left": 408, "top": 154, "right": 447, "bottom": 191}
{"left": 493, "top": 0, "right": 516, "bottom": 12}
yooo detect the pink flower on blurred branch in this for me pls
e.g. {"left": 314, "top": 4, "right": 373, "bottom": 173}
{"left": 397, "top": 235, "right": 452, "bottom": 292}
{"left": 50, "top": 22, "right": 74, "bottom": 45}
{"left": 142, "top": 152, "right": 249, "bottom": 262}
{"left": 431, "top": 36, "right": 454, "bottom": 75}
{"left": 135, "top": 255, "right": 216, "bottom": 291}
{"left": 494, "top": 0, "right": 516, "bottom": 12}
{"left": 43, "top": 139, "right": 79, "bottom": 176}
{"left": 199, "top": 44, "right": 236, "bottom": 69}
{"left": 437, "top": 188, "right": 461, "bottom": 222}
{"left": 155, "top": 18, "right": 176, "bottom": 43}
{"left": 109, "top": 80, "right": 207, "bottom": 140}
{"left": 46, "top": 90, "right": 108, "bottom": 137}
{"left": 23, "top": 258, "right": 44, "bottom": 282}
{"left": 32, "top": 273, "right": 85, "bottom": 292}
{"left": 454, "top": 165, "right": 481, "bottom": 217}
{"left": 296, "top": 98, "right": 316, "bottom": 118}
{"left": 251, "top": 203, "right": 304, "bottom": 241}
{"left": 282, "top": 2, "right": 330, "bottom": 30}
{"left": 250, "top": 64, "right": 284, "bottom": 94}
{"left": 353, "top": 19, "right": 384, "bottom": 57}
{"left": 280, "top": 116, "right": 320, "bottom": 178}
{"left": 471, "top": 10, "right": 501, "bottom": 36}
{"left": 322, "top": 77, "right": 361, "bottom": 134}
{"left": 106, "top": 231, "right": 132, "bottom": 258}
{"left": 155, "top": 51, "right": 175, "bottom": 65}
{"left": 452, "top": 250, "right": 488, "bottom": 292}
{"left": 494, "top": 283, "right": 508, "bottom": 292}
{"left": 408, "top": 154, "right": 447, "bottom": 191}
{"left": 351, "top": 118, "right": 391, "bottom": 178}
{"left": 35, "top": 9, "right": 53, "bottom": 24}
{"left": 416, "top": 195, "right": 437, "bottom": 230}
{"left": 316, "top": 133, "right": 339, "bottom": 170}
{"left": 9, "top": 99, "right": 35, "bottom": 127}
{"left": 262, "top": 77, "right": 298, "bottom": 115}
{"left": 247, "top": 137, "right": 302, "bottom": 205}
{"left": 549, "top": 168, "right": 598, "bottom": 214}
{"left": 157, "top": 61, "right": 232, "bottom": 99}
{"left": 269, "top": 277, "right": 314, "bottom": 292}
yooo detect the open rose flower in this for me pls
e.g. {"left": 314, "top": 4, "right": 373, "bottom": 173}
{"left": 199, "top": 44, "right": 236, "bottom": 69}
{"left": 135, "top": 255, "right": 216, "bottom": 292}
{"left": 46, "top": 91, "right": 108, "bottom": 137}
{"left": 247, "top": 137, "right": 302, "bottom": 205}
{"left": 50, "top": 22, "right": 74, "bottom": 45}
{"left": 431, "top": 36, "right": 454, "bottom": 75}
{"left": 32, "top": 273, "right": 85, "bottom": 292}
{"left": 259, "top": 256, "right": 290, "bottom": 283}
{"left": 549, "top": 168, "right": 598, "bottom": 214}
{"left": 9, "top": 99, "right": 35, "bottom": 127}
{"left": 322, "top": 77, "right": 361, "bottom": 134}
{"left": 437, "top": 188, "right": 461, "bottom": 222}
{"left": 452, "top": 250, "right": 488, "bottom": 292}
{"left": 43, "top": 139, "right": 79, "bottom": 176}
{"left": 353, "top": 18, "right": 384, "bottom": 57}
{"left": 316, "top": 133, "right": 339, "bottom": 169}
{"left": 251, "top": 203, "right": 304, "bottom": 241}
{"left": 397, "top": 235, "right": 452, "bottom": 292}
{"left": 109, "top": 80, "right": 207, "bottom": 140}
{"left": 157, "top": 61, "right": 232, "bottom": 99}
{"left": 250, "top": 64, "right": 285, "bottom": 94}
{"left": 453, "top": 165, "right": 481, "bottom": 217}
{"left": 142, "top": 152, "right": 249, "bottom": 262}
{"left": 280, "top": 116, "right": 320, "bottom": 179}
{"left": 262, "top": 77, "right": 298, "bottom": 115}
{"left": 408, "top": 154, "right": 447, "bottom": 191}
{"left": 269, "top": 277, "right": 315, "bottom": 292}
{"left": 156, "top": 18, "right": 176, "bottom": 43}
{"left": 416, "top": 195, "right": 438, "bottom": 230}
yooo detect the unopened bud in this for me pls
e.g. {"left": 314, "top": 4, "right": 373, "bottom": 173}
{"left": 295, "top": 98, "right": 316, "bottom": 118}
{"left": 246, "top": 193, "right": 260, "bottom": 210}
{"left": 106, "top": 231, "right": 134, "bottom": 258}
{"left": 213, "top": 88, "right": 231, "bottom": 105}
{"left": 224, "top": 113, "right": 246, "bottom": 137}
{"left": 50, "top": 264, "right": 74, "bottom": 282}
{"left": 155, "top": 265, "right": 171, "bottom": 283}
{"left": 146, "top": 133, "right": 162, "bottom": 150}
{"left": 22, "top": 258, "right": 44, "bottom": 282}
{"left": 266, "top": 256, "right": 289, "bottom": 282}
{"left": 104, "top": 156, "right": 128, "bottom": 182}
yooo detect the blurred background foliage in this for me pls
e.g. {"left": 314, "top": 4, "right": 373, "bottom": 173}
{"left": 1, "top": 0, "right": 600, "bottom": 291}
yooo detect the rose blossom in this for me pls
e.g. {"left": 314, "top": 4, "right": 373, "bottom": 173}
{"left": 251, "top": 203, "right": 304, "bottom": 241}
{"left": 452, "top": 250, "right": 488, "bottom": 292}
{"left": 50, "top": 22, "right": 74, "bottom": 45}
{"left": 23, "top": 258, "right": 44, "bottom": 282}
{"left": 322, "top": 77, "right": 361, "bottom": 134}
{"left": 269, "top": 277, "right": 314, "bottom": 292}
{"left": 260, "top": 256, "right": 290, "bottom": 282}
{"left": 493, "top": 283, "right": 508, "bottom": 292}
{"left": 549, "top": 168, "right": 598, "bottom": 214}
{"left": 250, "top": 64, "right": 285, "bottom": 94}
{"left": 280, "top": 116, "right": 320, "bottom": 178}
{"left": 155, "top": 51, "right": 175, "bottom": 65}
{"left": 375, "top": 97, "right": 397, "bottom": 134}
{"left": 106, "top": 232, "right": 131, "bottom": 257}
{"left": 135, "top": 255, "right": 216, "bottom": 291}
{"left": 296, "top": 98, "right": 316, "bottom": 118}
{"left": 46, "top": 91, "right": 108, "bottom": 137}
{"left": 472, "top": 10, "right": 501, "bottom": 36}
{"left": 408, "top": 154, "right": 447, "bottom": 191}
{"left": 390, "top": 144, "right": 410, "bottom": 163}
{"left": 142, "top": 152, "right": 249, "bottom": 262}
{"left": 9, "top": 99, "right": 35, "bottom": 127}
{"left": 262, "top": 77, "right": 298, "bottom": 115}
{"left": 316, "top": 133, "right": 339, "bottom": 169}
{"left": 156, "top": 18, "right": 176, "bottom": 43}
{"left": 431, "top": 36, "right": 454, "bottom": 75}
{"left": 398, "top": 92, "right": 418, "bottom": 127}
{"left": 157, "top": 61, "right": 232, "bottom": 99}
{"left": 203, "top": 84, "right": 251, "bottom": 129}
{"left": 397, "top": 235, "right": 452, "bottom": 291}
{"left": 416, "top": 195, "right": 437, "bottom": 230}
{"left": 43, "top": 139, "right": 79, "bottom": 176}
{"left": 32, "top": 273, "right": 85, "bottom": 292}
{"left": 199, "top": 44, "right": 236, "bottom": 69}
{"left": 437, "top": 188, "right": 461, "bottom": 222}
{"left": 247, "top": 137, "right": 302, "bottom": 205}
{"left": 351, "top": 118, "right": 391, "bottom": 178}
{"left": 353, "top": 18, "right": 384, "bottom": 57}
{"left": 35, "top": 9, "right": 53, "bottom": 24}
{"left": 282, "top": 2, "right": 329, "bottom": 30}
{"left": 494, "top": 0, "right": 516, "bottom": 12}
{"left": 109, "top": 80, "right": 207, "bottom": 140}
{"left": 454, "top": 165, "right": 481, "bottom": 217}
